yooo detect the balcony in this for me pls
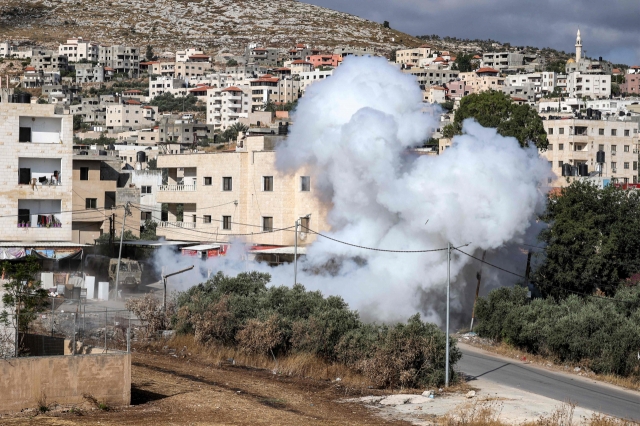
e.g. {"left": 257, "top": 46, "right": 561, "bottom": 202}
{"left": 18, "top": 199, "right": 62, "bottom": 228}
{"left": 159, "top": 221, "right": 196, "bottom": 229}
{"left": 158, "top": 184, "right": 196, "bottom": 192}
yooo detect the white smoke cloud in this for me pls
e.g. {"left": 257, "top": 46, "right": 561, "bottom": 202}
{"left": 155, "top": 56, "right": 552, "bottom": 326}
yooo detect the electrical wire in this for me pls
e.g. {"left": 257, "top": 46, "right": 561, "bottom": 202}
{"left": 453, "top": 247, "right": 636, "bottom": 305}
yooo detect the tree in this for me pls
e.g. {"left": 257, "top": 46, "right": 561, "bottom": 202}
{"left": 226, "top": 59, "right": 238, "bottom": 67}
{"left": 221, "top": 122, "right": 249, "bottom": 142}
{"left": 445, "top": 90, "right": 548, "bottom": 150}
{"left": 382, "top": 21, "right": 390, "bottom": 28}
{"left": 452, "top": 53, "right": 474, "bottom": 72}
{"left": 73, "top": 114, "right": 83, "bottom": 131}
{"left": 546, "top": 60, "right": 566, "bottom": 74}
{"left": 141, "top": 220, "right": 158, "bottom": 240}
{"left": 145, "top": 45, "right": 154, "bottom": 61}
{"left": 533, "top": 181, "right": 640, "bottom": 298}
{"left": 147, "top": 158, "right": 158, "bottom": 170}
{"left": 0, "top": 257, "right": 49, "bottom": 356}
{"left": 611, "top": 82, "right": 621, "bottom": 97}
{"left": 389, "top": 50, "right": 396, "bottom": 62}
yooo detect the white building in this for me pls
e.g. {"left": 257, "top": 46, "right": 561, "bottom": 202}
{"left": 149, "top": 76, "right": 187, "bottom": 98}
{"left": 129, "top": 169, "right": 163, "bottom": 225}
{"left": 206, "top": 86, "right": 251, "bottom": 130}
{"left": 566, "top": 72, "right": 611, "bottom": 99}
{"left": 58, "top": 38, "right": 100, "bottom": 63}
{"left": 106, "top": 100, "right": 159, "bottom": 131}
{"left": 298, "top": 69, "right": 333, "bottom": 92}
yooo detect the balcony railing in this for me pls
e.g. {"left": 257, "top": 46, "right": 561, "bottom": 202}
{"left": 159, "top": 221, "right": 196, "bottom": 229}
{"left": 158, "top": 184, "right": 196, "bottom": 192}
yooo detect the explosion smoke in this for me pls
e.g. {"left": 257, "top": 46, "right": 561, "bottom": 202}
{"left": 154, "top": 56, "right": 552, "bottom": 327}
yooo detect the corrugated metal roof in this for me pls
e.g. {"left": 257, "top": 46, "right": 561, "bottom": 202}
{"left": 0, "top": 242, "right": 89, "bottom": 247}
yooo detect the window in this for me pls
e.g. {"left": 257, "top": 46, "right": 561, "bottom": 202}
{"left": 558, "top": 161, "right": 563, "bottom": 167}
{"left": 559, "top": 127, "right": 564, "bottom": 135}
{"left": 203, "top": 215, "right": 211, "bottom": 224}
{"left": 599, "top": 144, "right": 604, "bottom": 151}
{"left": 18, "top": 168, "right": 31, "bottom": 184}
{"left": 547, "top": 144, "right": 553, "bottom": 150}
{"left": 18, "top": 209, "right": 30, "bottom": 225}
{"left": 300, "top": 176, "right": 311, "bottom": 191}
{"left": 624, "top": 145, "right": 630, "bottom": 152}
{"left": 19, "top": 127, "right": 31, "bottom": 142}
{"left": 611, "top": 162, "right": 617, "bottom": 170}
{"left": 559, "top": 143, "right": 564, "bottom": 150}
{"left": 263, "top": 176, "right": 273, "bottom": 191}
{"left": 625, "top": 129, "right": 630, "bottom": 137}
{"left": 262, "top": 216, "right": 273, "bottom": 232}
{"left": 624, "top": 178, "right": 629, "bottom": 184}
{"left": 611, "top": 129, "right": 617, "bottom": 136}
{"left": 86, "top": 198, "right": 97, "bottom": 209}
{"left": 612, "top": 145, "right": 617, "bottom": 152}
{"left": 222, "top": 177, "right": 232, "bottom": 191}
{"left": 634, "top": 162, "right": 638, "bottom": 171}
{"left": 204, "top": 177, "right": 212, "bottom": 186}
{"left": 141, "top": 186, "right": 152, "bottom": 194}
{"left": 624, "top": 162, "right": 630, "bottom": 169}
{"left": 80, "top": 167, "right": 89, "bottom": 180}
{"left": 223, "top": 215, "right": 231, "bottom": 230}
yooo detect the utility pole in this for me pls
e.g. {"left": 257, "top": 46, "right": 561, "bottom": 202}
{"left": 162, "top": 265, "right": 194, "bottom": 317}
{"left": 109, "top": 213, "right": 115, "bottom": 256}
{"left": 294, "top": 214, "right": 310, "bottom": 287}
{"left": 114, "top": 202, "right": 130, "bottom": 300}
{"left": 445, "top": 242, "right": 451, "bottom": 388}
{"left": 469, "top": 251, "right": 486, "bottom": 332}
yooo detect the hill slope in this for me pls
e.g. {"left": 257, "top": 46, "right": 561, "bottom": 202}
{"left": 0, "top": 0, "right": 421, "bottom": 54}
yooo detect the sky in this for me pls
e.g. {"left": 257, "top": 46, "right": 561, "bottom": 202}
{"left": 300, "top": 0, "right": 640, "bottom": 66}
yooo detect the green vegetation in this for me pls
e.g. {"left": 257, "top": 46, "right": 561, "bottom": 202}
{"left": 545, "top": 60, "right": 566, "bottom": 74}
{"left": 451, "top": 53, "right": 476, "bottom": 72}
{"left": 173, "top": 272, "right": 460, "bottom": 388}
{"left": 263, "top": 100, "right": 297, "bottom": 113}
{"left": 534, "top": 181, "right": 640, "bottom": 298}
{"left": 442, "top": 90, "right": 548, "bottom": 150}
{"left": 382, "top": 21, "right": 390, "bottom": 29}
{"left": 475, "top": 286, "right": 640, "bottom": 379}
{"left": 74, "top": 133, "right": 117, "bottom": 145}
{"left": 149, "top": 93, "right": 204, "bottom": 113}
{"left": 220, "top": 122, "right": 248, "bottom": 143}
{"left": 226, "top": 59, "right": 238, "bottom": 67}
{"left": 145, "top": 45, "right": 154, "bottom": 61}
{"left": 0, "top": 257, "right": 49, "bottom": 337}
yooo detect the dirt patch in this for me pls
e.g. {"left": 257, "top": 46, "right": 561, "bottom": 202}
{"left": 0, "top": 349, "right": 411, "bottom": 425}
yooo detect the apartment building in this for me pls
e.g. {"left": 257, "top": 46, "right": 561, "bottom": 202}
{"left": 402, "top": 68, "right": 459, "bottom": 90}
{"left": 299, "top": 69, "right": 333, "bottom": 92}
{"left": 150, "top": 61, "right": 176, "bottom": 77}
{"left": 174, "top": 60, "right": 213, "bottom": 79}
{"left": 75, "top": 63, "right": 106, "bottom": 83}
{"left": 0, "top": 103, "right": 73, "bottom": 242}
{"left": 395, "top": 45, "right": 432, "bottom": 67}
{"left": 541, "top": 118, "right": 640, "bottom": 186}
{"left": 245, "top": 47, "right": 280, "bottom": 66}
{"left": 224, "top": 65, "right": 266, "bottom": 81}
{"left": 129, "top": 169, "right": 162, "bottom": 225}
{"left": 287, "top": 44, "right": 319, "bottom": 61}
{"left": 99, "top": 45, "right": 140, "bottom": 77}
{"left": 176, "top": 48, "right": 204, "bottom": 62}
{"left": 0, "top": 41, "right": 12, "bottom": 57}
{"left": 305, "top": 54, "right": 342, "bottom": 68}
{"left": 149, "top": 76, "right": 187, "bottom": 98}
{"left": 288, "top": 60, "right": 314, "bottom": 74}
{"left": 106, "top": 101, "right": 159, "bottom": 131}
{"left": 481, "top": 51, "right": 540, "bottom": 72}
{"left": 250, "top": 75, "right": 301, "bottom": 111}
{"left": 206, "top": 86, "right": 251, "bottom": 130}
{"left": 156, "top": 135, "right": 329, "bottom": 245}
{"left": 566, "top": 72, "right": 611, "bottom": 99}
{"left": 621, "top": 74, "right": 640, "bottom": 95}
{"left": 32, "top": 50, "right": 68, "bottom": 73}
{"left": 58, "top": 38, "right": 99, "bottom": 63}
{"left": 460, "top": 68, "right": 505, "bottom": 94}
{"left": 71, "top": 153, "right": 139, "bottom": 244}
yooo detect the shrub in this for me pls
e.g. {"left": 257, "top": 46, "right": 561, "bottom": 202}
{"left": 173, "top": 272, "right": 460, "bottom": 388}
{"left": 475, "top": 286, "right": 640, "bottom": 378}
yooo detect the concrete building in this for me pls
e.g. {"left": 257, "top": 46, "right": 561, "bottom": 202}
{"left": 206, "top": 85, "right": 251, "bottom": 130}
{"left": 245, "top": 47, "right": 280, "bottom": 66}
{"left": 460, "top": 68, "right": 505, "bottom": 94}
{"left": 99, "top": 45, "right": 140, "bottom": 77}
{"left": 0, "top": 103, "right": 73, "bottom": 242}
{"left": 150, "top": 61, "right": 176, "bottom": 77}
{"left": 541, "top": 118, "right": 640, "bottom": 186}
{"left": 176, "top": 48, "right": 204, "bottom": 62}
{"left": 75, "top": 63, "right": 106, "bottom": 84}
{"left": 129, "top": 169, "right": 162, "bottom": 225}
{"left": 249, "top": 75, "right": 301, "bottom": 111}
{"left": 31, "top": 50, "right": 68, "bottom": 73}
{"left": 156, "top": 135, "right": 329, "bottom": 244}
{"left": 0, "top": 41, "right": 12, "bottom": 58}
{"left": 299, "top": 69, "right": 333, "bottom": 92}
{"left": 106, "top": 100, "right": 158, "bottom": 131}
{"left": 174, "top": 60, "right": 213, "bottom": 79}
{"left": 481, "top": 51, "right": 540, "bottom": 73}
{"left": 565, "top": 30, "right": 613, "bottom": 75}
{"left": 305, "top": 54, "right": 342, "bottom": 68}
{"left": 621, "top": 74, "right": 640, "bottom": 95}
{"left": 395, "top": 45, "right": 432, "bottom": 67}
{"left": 402, "top": 68, "right": 459, "bottom": 90}
{"left": 58, "top": 38, "right": 99, "bottom": 63}
{"left": 566, "top": 71, "right": 611, "bottom": 99}
{"left": 149, "top": 76, "right": 187, "bottom": 98}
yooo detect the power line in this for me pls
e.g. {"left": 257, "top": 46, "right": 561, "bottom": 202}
{"left": 301, "top": 226, "right": 462, "bottom": 253}
{"left": 453, "top": 247, "right": 635, "bottom": 305}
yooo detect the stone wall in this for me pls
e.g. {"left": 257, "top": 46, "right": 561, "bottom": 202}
{"left": 0, "top": 352, "right": 131, "bottom": 413}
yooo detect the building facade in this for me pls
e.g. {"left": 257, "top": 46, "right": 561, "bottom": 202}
{"left": 0, "top": 103, "right": 73, "bottom": 242}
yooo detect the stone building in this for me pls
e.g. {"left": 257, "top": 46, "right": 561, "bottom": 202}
{"left": 0, "top": 103, "right": 73, "bottom": 242}
{"left": 156, "top": 135, "right": 330, "bottom": 245}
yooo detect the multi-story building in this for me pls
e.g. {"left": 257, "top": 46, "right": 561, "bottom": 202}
{"left": 155, "top": 135, "right": 329, "bottom": 244}
{"left": 481, "top": 51, "right": 540, "bottom": 73}
{"left": 129, "top": 169, "right": 162, "bottom": 225}
{"left": 395, "top": 45, "right": 432, "bottom": 67}
{"left": 402, "top": 68, "right": 459, "bottom": 90}
{"left": 58, "top": 38, "right": 100, "bottom": 63}
{"left": 245, "top": 47, "right": 280, "bottom": 66}
{"left": 299, "top": 69, "right": 333, "bottom": 92}
{"left": 287, "top": 44, "right": 319, "bottom": 62}
{"left": 149, "top": 76, "right": 187, "bottom": 98}
{"left": 206, "top": 86, "right": 251, "bottom": 130}
{"left": 541, "top": 118, "right": 640, "bottom": 186}
{"left": 106, "top": 100, "right": 158, "bottom": 131}
{"left": 75, "top": 63, "right": 106, "bottom": 83}
{"left": 176, "top": 48, "right": 204, "bottom": 62}
{"left": 150, "top": 61, "right": 176, "bottom": 77}
{"left": 460, "top": 68, "right": 505, "bottom": 94}
{"left": 31, "top": 50, "right": 68, "bottom": 73}
{"left": 621, "top": 74, "right": 640, "bottom": 95}
{"left": 0, "top": 103, "right": 73, "bottom": 242}
{"left": 566, "top": 72, "right": 611, "bottom": 99}
{"left": 174, "top": 60, "right": 213, "bottom": 79}
{"left": 0, "top": 41, "right": 12, "bottom": 58}
{"left": 99, "top": 45, "right": 140, "bottom": 77}
{"left": 305, "top": 54, "right": 342, "bottom": 69}
{"left": 249, "top": 75, "right": 301, "bottom": 111}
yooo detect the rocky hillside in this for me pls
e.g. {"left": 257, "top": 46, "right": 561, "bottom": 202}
{"left": 0, "top": 0, "right": 421, "bottom": 54}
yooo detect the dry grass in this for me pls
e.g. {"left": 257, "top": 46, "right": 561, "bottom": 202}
{"left": 440, "top": 401, "right": 638, "bottom": 426}
{"left": 159, "top": 334, "right": 373, "bottom": 390}
{"left": 461, "top": 339, "right": 640, "bottom": 392}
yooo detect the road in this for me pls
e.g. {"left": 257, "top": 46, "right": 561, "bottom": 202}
{"left": 457, "top": 344, "right": 640, "bottom": 421}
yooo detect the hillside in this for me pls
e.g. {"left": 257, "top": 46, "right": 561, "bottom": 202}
{"left": 0, "top": 0, "right": 421, "bottom": 54}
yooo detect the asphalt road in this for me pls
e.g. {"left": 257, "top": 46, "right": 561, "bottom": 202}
{"left": 457, "top": 344, "right": 640, "bottom": 421}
